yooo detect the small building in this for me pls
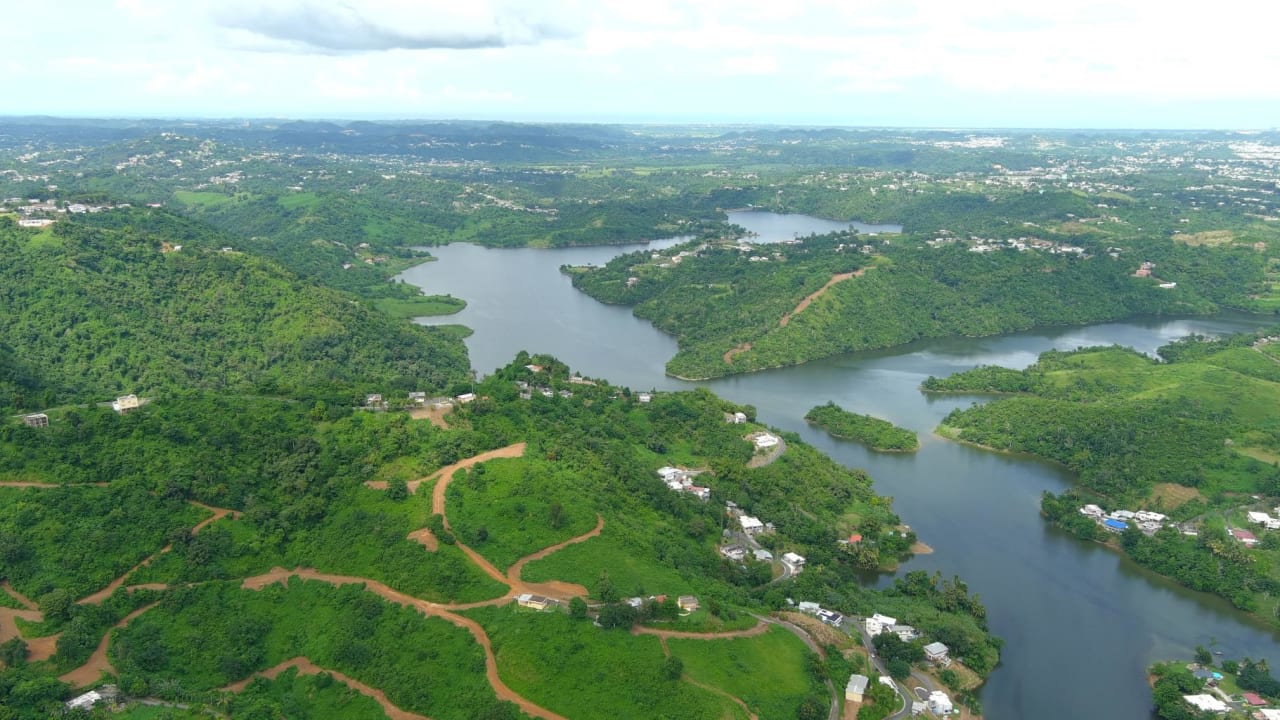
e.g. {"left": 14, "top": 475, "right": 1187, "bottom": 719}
{"left": 893, "top": 624, "right": 919, "bottom": 641}
{"left": 1242, "top": 692, "right": 1266, "bottom": 707}
{"left": 865, "top": 618, "right": 888, "bottom": 637}
{"left": 112, "top": 394, "right": 140, "bottom": 414}
{"left": 870, "top": 613, "right": 898, "bottom": 627}
{"left": 797, "top": 601, "right": 821, "bottom": 614}
{"left": 753, "top": 433, "right": 780, "bottom": 450}
{"left": 847, "top": 533, "right": 863, "bottom": 544}
{"left": 1248, "top": 511, "right": 1272, "bottom": 526}
{"left": 732, "top": 412, "right": 747, "bottom": 424}
{"left": 65, "top": 685, "right": 118, "bottom": 711}
{"left": 637, "top": 393, "right": 652, "bottom": 403}
{"left": 817, "top": 609, "right": 843, "bottom": 627}
{"left": 753, "top": 548, "right": 773, "bottom": 562}
{"left": 1079, "top": 504, "right": 1104, "bottom": 518}
{"left": 782, "top": 552, "right": 806, "bottom": 568}
{"left": 719, "top": 545, "right": 746, "bottom": 562}
{"left": 515, "top": 593, "right": 559, "bottom": 611}
{"left": 408, "top": 392, "right": 427, "bottom": 405}
{"left": 686, "top": 485, "right": 711, "bottom": 501}
{"left": 625, "top": 597, "right": 644, "bottom": 608}
{"left": 22, "top": 413, "right": 49, "bottom": 428}
{"left": 928, "top": 690, "right": 954, "bottom": 715}
{"left": 1184, "top": 694, "right": 1228, "bottom": 713}
{"left": 924, "top": 641, "right": 950, "bottom": 665}
{"left": 1102, "top": 518, "right": 1128, "bottom": 533}
{"left": 677, "top": 595, "right": 699, "bottom": 612}
{"left": 739, "top": 515, "right": 765, "bottom": 535}
{"left": 1255, "top": 709, "right": 1280, "bottom": 720}
{"left": 1233, "top": 528, "right": 1260, "bottom": 547}
{"left": 877, "top": 675, "right": 896, "bottom": 688}
{"left": 365, "top": 393, "right": 384, "bottom": 407}
{"left": 911, "top": 701, "right": 926, "bottom": 716}
{"left": 455, "top": 392, "right": 476, "bottom": 404}
{"left": 845, "top": 674, "right": 869, "bottom": 703}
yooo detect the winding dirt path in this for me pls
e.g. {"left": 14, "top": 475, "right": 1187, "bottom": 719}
{"left": 779, "top": 268, "right": 868, "bottom": 328}
{"left": 239, "top": 569, "right": 566, "bottom": 720}
{"left": 652, "top": 623, "right": 762, "bottom": 720}
{"left": 223, "top": 657, "right": 433, "bottom": 720}
{"left": 632, "top": 621, "right": 770, "bottom": 641}
{"left": 59, "top": 602, "right": 159, "bottom": 687}
{"left": 2, "top": 582, "right": 37, "bottom": 611}
{"left": 366, "top": 442, "right": 526, "bottom": 496}
{"left": 504, "top": 514, "right": 603, "bottom": 598}
{"left": 723, "top": 343, "right": 753, "bottom": 365}
{"left": 79, "top": 501, "right": 240, "bottom": 605}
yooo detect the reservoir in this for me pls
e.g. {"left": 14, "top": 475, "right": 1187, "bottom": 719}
{"left": 398, "top": 212, "right": 1280, "bottom": 719}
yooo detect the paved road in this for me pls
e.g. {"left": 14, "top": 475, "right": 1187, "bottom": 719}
{"left": 847, "top": 618, "right": 915, "bottom": 720}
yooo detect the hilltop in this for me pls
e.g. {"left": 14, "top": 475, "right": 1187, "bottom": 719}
{"left": 0, "top": 211, "right": 470, "bottom": 412}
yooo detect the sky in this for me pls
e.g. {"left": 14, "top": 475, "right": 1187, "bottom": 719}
{"left": 8, "top": 0, "right": 1280, "bottom": 128}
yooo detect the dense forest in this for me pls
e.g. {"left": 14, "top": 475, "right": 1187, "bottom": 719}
{"left": 0, "top": 213, "right": 470, "bottom": 412}
{"left": 932, "top": 334, "right": 1280, "bottom": 619}
{"left": 804, "top": 403, "right": 918, "bottom": 452}
{"left": 571, "top": 232, "right": 1258, "bottom": 379}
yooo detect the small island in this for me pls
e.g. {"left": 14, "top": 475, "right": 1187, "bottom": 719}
{"left": 805, "top": 402, "right": 919, "bottom": 452}
{"left": 1150, "top": 649, "right": 1280, "bottom": 719}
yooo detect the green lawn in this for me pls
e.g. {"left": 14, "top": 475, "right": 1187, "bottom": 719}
{"left": 371, "top": 294, "right": 466, "bottom": 318}
{"left": 173, "top": 190, "right": 234, "bottom": 207}
{"left": 468, "top": 605, "right": 747, "bottom": 720}
{"left": 521, "top": 527, "right": 700, "bottom": 598}
{"left": 667, "top": 626, "right": 821, "bottom": 720}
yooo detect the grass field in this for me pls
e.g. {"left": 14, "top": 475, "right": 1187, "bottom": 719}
{"left": 371, "top": 295, "right": 466, "bottom": 318}
{"left": 173, "top": 190, "right": 234, "bottom": 208}
{"left": 468, "top": 605, "right": 748, "bottom": 720}
{"left": 667, "top": 626, "right": 820, "bottom": 720}
{"left": 447, "top": 457, "right": 601, "bottom": 570}
{"left": 521, "top": 527, "right": 700, "bottom": 598}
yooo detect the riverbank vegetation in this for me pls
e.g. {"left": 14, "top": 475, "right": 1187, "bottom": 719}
{"left": 933, "top": 331, "right": 1280, "bottom": 621}
{"left": 1150, "top": 653, "right": 1280, "bottom": 720}
{"left": 805, "top": 403, "right": 918, "bottom": 452}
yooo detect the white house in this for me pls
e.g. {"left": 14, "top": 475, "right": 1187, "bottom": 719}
{"left": 753, "top": 548, "right": 774, "bottom": 562}
{"left": 637, "top": 393, "right": 653, "bottom": 403}
{"left": 893, "top": 625, "right": 919, "bottom": 641}
{"left": 870, "top": 613, "right": 898, "bottom": 627}
{"left": 455, "top": 392, "right": 476, "bottom": 404}
{"left": 924, "top": 641, "right": 950, "bottom": 665}
{"left": 1255, "top": 709, "right": 1280, "bottom": 720}
{"left": 515, "top": 593, "right": 559, "bottom": 611}
{"left": 740, "top": 515, "right": 765, "bottom": 535}
{"left": 782, "top": 552, "right": 806, "bottom": 568}
{"left": 798, "top": 601, "right": 821, "bottom": 614}
{"left": 753, "top": 433, "right": 780, "bottom": 450}
{"left": 1247, "top": 511, "right": 1272, "bottom": 526}
{"left": 845, "top": 674, "right": 869, "bottom": 703}
{"left": 817, "top": 609, "right": 844, "bottom": 626}
{"left": 1079, "top": 504, "right": 1104, "bottom": 518}
{"left": 928, "top": 690, "right": 954, "bottom": 715}
{"left": 1183, "top": 694, "right": 1228, "bottom": 713}
{"left": 112, "top": 394, "right": 140, "bottom": 413}
{"left": 1135, "top": 510, "right": 1167, "bottom": 523}
{"left": 732, "top": 412, "right": 748, "bottom": 424}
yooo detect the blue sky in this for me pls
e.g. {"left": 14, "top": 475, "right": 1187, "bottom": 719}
{"left": 8, "top": 0, "right": 1279, "bottom": 128}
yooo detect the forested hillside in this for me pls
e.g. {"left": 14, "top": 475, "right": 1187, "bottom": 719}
{"left": 0, "top": 354, "right": 999, "bottom": 718}
{"left": 928, "top": 333, "right": 1280, "bottom": 619}
{"left": 570, "top": 234, "right": 1256, "bottom": 379}
{"left": 0, "top": 213, "right": 470, "bottom": 412}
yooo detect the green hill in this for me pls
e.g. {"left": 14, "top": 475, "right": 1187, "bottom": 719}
{"left": 0, "top": 212, "right": 470, "bottom": 411}
{"left": 570, "top": 235, "right": 1260, "bottom": 379}
{"left": 929, "top": 332, "right": 1280, "bottom": 618}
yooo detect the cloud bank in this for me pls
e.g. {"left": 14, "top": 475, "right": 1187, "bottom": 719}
{"left": 216, "top": 0, "right": 577, "bottom": 53}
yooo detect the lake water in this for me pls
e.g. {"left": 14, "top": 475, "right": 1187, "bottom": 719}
{"left": 399, "top": 212, "right": 1280, "bottom": 719}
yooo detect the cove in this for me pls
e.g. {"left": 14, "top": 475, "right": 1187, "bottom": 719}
{"left": 398, "top": 212, "right": 1280, "bottom": 719}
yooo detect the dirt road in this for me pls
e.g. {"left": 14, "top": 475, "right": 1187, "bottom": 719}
{"left": 223, "top": 657, "right": 433, "bottom": 720}
{"left": 60, "top": 602, "right": 159, "bottom": 687}
{"left": 632, "top": 621, "right": 769, "bottom": 641}
{"left": 240, "top": 568, "right": 567, "bottom": 720}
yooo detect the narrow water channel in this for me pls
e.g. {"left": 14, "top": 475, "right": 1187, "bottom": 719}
{"left": 398, "top": 212, "right": 1280, "bottom": 719}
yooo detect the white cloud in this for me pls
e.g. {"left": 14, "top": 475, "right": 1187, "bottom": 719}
{"left": 719, "top": 55, "right": 778, "bottom": 77}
